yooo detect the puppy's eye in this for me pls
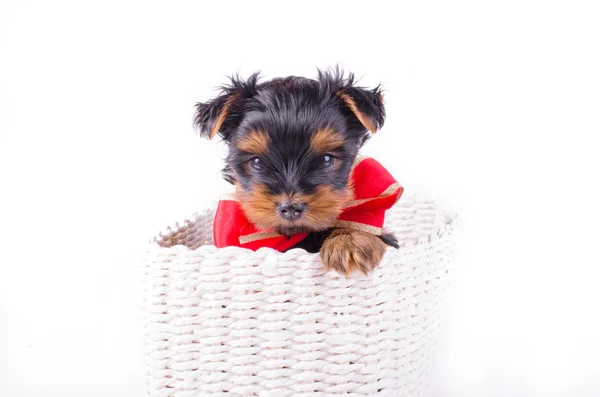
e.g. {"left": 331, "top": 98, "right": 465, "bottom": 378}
{"left": 322, "top": 154, "right": 335, "bottom": 169}
{"left": 249, "top": 156, "right": 262, "bottom": 171}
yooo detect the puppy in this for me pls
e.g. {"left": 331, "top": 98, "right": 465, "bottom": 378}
{"left": 194, "top": 69, "right": 398, "bottom": 276}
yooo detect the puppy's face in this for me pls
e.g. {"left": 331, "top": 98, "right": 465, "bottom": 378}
{"left": 194, "top": 70, "right": 385, "bottom": 236}
{"left": 230, "top": 123, "right": 355, "bottom": 237}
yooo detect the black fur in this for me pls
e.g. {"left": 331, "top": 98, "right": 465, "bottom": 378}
{"left": 290, "top": 229, "right": 332, "bottom": 253}
{"left": 379, "top": 232, "right": 399, "bottom": 249}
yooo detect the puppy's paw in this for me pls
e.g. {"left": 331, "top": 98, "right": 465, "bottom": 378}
{"left": 320, "top": 229, "right": 388, "bottom": 277}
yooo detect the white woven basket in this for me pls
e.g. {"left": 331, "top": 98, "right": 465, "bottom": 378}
{"left": 142, "top": 193, "right": 456, "bottom": 397}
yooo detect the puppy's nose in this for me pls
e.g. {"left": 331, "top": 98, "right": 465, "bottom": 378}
{"left": 277, "top": 202, "right": 306, "bottom": 221}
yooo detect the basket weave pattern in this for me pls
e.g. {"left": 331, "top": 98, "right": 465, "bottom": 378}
{"left": 142, "top": 194, "right": 455, "bottom": 396}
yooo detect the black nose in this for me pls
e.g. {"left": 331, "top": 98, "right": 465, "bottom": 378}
{"left": 277, "top": 202, "right": 306, "bottom": 221}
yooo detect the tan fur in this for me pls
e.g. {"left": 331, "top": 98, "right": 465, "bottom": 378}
{"left": 338, "top": 92, "right": 377, "bottom": 133}
{"left": 320, "top": 228, "right": 387, "bottom": 277}
{"left": 310, "top": 127, "right": 345, "bottom": 154}
{"left": 237, "top": 184, "right": 279, "bottom": 230}
{"left": 209, "top": 94, "right": 240, "bottom": 139}
{"left": 236, "top": 130, "right": 270, "bottom": 154}
{"left": 237, "top": 184, "right": 352, "bottom": 232}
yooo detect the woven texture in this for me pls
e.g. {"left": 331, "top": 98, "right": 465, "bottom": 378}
{"left": 142, "top": 193, "right": 456, "bottom": 397}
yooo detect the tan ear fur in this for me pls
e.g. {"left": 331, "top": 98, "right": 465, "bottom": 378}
{"left": 338, "top": 92, "right": 378, "bottom": 133}
{"left": 209, "top": 94, "right": 241, "bottom": 139}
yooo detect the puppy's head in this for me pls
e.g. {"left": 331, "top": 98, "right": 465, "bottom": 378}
{"left": 194, "top": 69, "right": 385, "bottom": 236}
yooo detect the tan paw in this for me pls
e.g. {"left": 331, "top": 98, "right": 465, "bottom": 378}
{"left": 320, "top": 228, "right": 387, "bottom": 277}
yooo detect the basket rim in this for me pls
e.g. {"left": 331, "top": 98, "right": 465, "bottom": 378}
{"left": 148, "top": 193, "right": 457, "bottom": 255}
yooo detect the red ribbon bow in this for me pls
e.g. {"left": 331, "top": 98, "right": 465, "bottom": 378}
{"left": 213, "top": 157, "right": 403, "bottom": 251}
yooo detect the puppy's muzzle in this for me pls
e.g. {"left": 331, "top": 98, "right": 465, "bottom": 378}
{"left": 277, "top": 201, "right": 306, "bottom": 221}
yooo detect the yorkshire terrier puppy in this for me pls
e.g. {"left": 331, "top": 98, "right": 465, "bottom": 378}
{"left": 194, "top": 69, "right": 398, "bottom": 275}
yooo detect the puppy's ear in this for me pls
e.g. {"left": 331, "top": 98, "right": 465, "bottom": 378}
{"left": 194, "top": 73, "right": 259, "bottom": 141}
{"left": 194, "top": 93, "right": 241, "bottom": 141}
{"left": 318, "top": 68, "right": 385, "bottom": 133}
{"left": 338, "top": 86, "right": 385, "bottom": 133}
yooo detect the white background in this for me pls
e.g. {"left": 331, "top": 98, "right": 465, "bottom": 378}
{"left": 1, "top": 1, "right": 599, "bottom": 396}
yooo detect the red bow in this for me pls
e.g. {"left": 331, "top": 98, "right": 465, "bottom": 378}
{"left": 213, "top": 157, "right": 403, "bottom": 251}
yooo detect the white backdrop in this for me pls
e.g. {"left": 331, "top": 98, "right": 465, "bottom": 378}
{"left": 1, "top": 1, "right": 599, "bottom": 396}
